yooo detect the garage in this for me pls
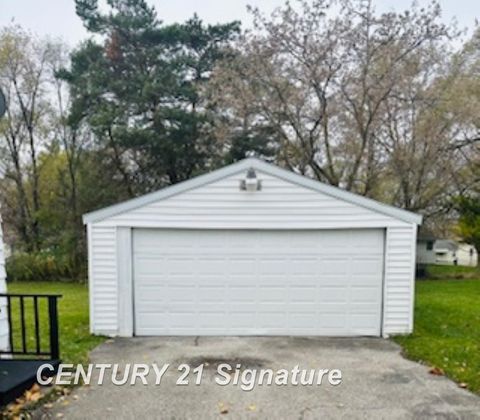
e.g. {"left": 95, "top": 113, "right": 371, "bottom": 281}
{"left": 83, "top": 157, "right": 422, "bottom": 337}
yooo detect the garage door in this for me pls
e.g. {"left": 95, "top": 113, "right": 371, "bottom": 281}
{"left": 133, "top": 229, "right": 385, "bottom": 336}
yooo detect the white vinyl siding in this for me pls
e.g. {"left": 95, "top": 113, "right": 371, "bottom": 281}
{"left": 383, "top": 225, "right": 417, "bottom": 335}
{"left": 100, "top": 172, "right": 409, "bottom": 229}
{"left": 87, "top": 163, "right": 419, "bottom": 337}
{"left": 0, "top": 218, "right": 8, "bottom": 351}
{"left": 88, "top": 225, "right": 118, "bottom": 335}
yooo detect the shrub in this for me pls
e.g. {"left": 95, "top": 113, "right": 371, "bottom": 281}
{"left": 6, "top": 250, "right": 84, "bottom": 282}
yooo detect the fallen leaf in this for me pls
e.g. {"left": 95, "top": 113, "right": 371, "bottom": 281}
{"left": 218, "top": 402, "right": 229, "bottom": 414}
{"left": 458, "top": 383, "right": 468, "bottom": 389}
{"left": 44, "top": 403, "right": 54, "bottom": 409}
{"left": 56, "top": 413, "right": 64, "bottom": 418}
{"left": 429, "top": 367, "right": 444, "bottom": 376}
{"left": 24, "top": 385, "right": 42, "bottom": 403}
{"left": 248, "top": 404, "right": 256, "bottom": 411}
{"left": 7, "top": 402, "right": 22, "bottom": 415}
{"left": 29, "top": 392, "right": 42, "bottom": 403}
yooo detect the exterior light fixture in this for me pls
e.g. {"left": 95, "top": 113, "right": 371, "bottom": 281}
{"left": 240, "top": 168, "right": 262, "bottom": 191}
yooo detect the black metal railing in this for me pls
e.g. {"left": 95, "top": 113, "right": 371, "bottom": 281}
{"left": 0, "top": 293, "right": 62, "bottom": 360}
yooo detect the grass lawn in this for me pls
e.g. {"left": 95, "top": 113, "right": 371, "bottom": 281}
{"left": 424, "top": 264, "right": 480, "bottom": 280}
{"left": 7, "top": 282, "right": 104, "bottom": 365}
{"left": 394, "top": 279, "right": 480, "bottom": 394}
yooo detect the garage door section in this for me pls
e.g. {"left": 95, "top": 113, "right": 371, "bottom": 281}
{"left": 133, "top": 229, "right": 385, "bottom": 336}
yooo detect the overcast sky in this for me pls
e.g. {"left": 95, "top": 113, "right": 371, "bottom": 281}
{"left": 1, "top": 0, "right": 478, "bottom": 46}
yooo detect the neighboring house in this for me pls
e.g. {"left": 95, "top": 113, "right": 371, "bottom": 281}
{"left": 434, "top": 240, "right": 478, "bottom": 267}
{"left": 83, "top": 157, "right": 422, "bottom": 338}
{"left": 457, "top": 243, "right": 478, "bottom": 266}
{"left": 417, "top": 234, "right": 437, "bottom": 265}
{"left": 417, "top": 236, "right": 478, "bottom": 267}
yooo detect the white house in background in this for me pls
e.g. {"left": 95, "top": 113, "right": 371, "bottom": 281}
{"left": 434, "top": 240, "right": 478, "bottom": 267}
{"left": 83, "top": 157, "right": 422, "bottom": 338}
{"left": 456, "top": 243, "right": 478, "bottom": 266}
{"left": 416, "top": 234, "right": 437, "bottom": 265}
{"left": 417, "top": 236, "right": 478, "bottom": 267}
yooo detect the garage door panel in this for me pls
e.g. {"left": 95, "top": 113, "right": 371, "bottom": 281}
{"left": 290, "top": 259, "right": 319, "bottom": 274}
{"left": 227, "top": 286, "right": 256, "bottom": 299}
{"left": 319, "top": 287, "right": 348, "bottom": 303}
{"left": 289, "top": 288, "right": 317, "bottom": 303}
{"left": 135, "top": 259, "right": 166, "bottom": 275}
{"left": 136, "top": 290, "right": 167, "bottom": 303}
{"left": 197, "top": 285, "right": 226, "bottom": 298}
{"left": 259, "top": 313, "right": 287, "bottom": 328}
{"left": 226, "top": 259, "right": 257, "bottom": 273}
{"left": 351, "top": 314, "right": 380, "bottom": 329}
{"left": 351, "top": 258, "right": 383, "bottom": 274}
{"left": 320, "top": 313, "right": 347, "bottom": 329}
{"left": 289, "top": 312, "right": 318, "bottom": 328}
{"left": 133, "top": 229, "right": 384, "bottom": 336}
{"left": 258, "top": 288, "right": 288, "bottom": 303}
{"left": 322, "top": 261, "right": 349, "bottom": 274}
{"left": 350, "top": 287, "right": 381, "bottom": 303}
{"left": 228, "top": 312, "right": 256, "bottom": 326}
{"left": 352, "top": 276, "right": 384, "bottom": 287}
{"left": 258, "top": 259, "right": 289, "bottom": 274}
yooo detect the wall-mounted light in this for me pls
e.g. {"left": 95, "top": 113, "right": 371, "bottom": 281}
{"left": 240, "top": 168, "right": 262, "bottom": 191}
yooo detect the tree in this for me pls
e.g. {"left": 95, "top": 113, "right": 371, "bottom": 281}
{"left": 209, "top": 0, "right": 464, "bottom": 215}
{"left": 0, "top": 27, "right": 108, "bottom": 277}
{"left": 0, "top": 26, "right": 57, "bottom": 251}
{"left": 456, "top": 196, "right": 480, "bottom": 252}
{"left": 62, "top": 0, "right": 240, "bottom": 195}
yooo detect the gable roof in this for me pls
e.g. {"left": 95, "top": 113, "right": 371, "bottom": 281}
{"left": 83, "top": 157, "right": 423, "bottom": 225}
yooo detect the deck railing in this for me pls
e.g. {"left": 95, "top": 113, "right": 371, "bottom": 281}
{"left": 0, "top": 293, "right": 62, "bottom": 360}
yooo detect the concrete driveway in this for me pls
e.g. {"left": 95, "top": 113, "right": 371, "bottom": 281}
{"left": 35, "top": 337, "right": 480, "bottom": 419}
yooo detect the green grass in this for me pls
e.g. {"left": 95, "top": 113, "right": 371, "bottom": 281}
{"left": 7, "top": 282, "right": 104, "bottom": 365}
{"left": 424, "top": 264, "right": 480, "bottom": 279}
{"left": 394, "top": 279, "right": 480, "bottom": 394}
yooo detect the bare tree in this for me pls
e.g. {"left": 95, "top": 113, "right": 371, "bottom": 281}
{"left": 210, "top": 1, "right": 455, "bottom": 198}
{"left": 0, "top": 26, "right": 56, "bottom": 250}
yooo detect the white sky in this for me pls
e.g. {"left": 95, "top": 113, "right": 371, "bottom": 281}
{"left": 0, "top": 0, "right": 478, "bottom": 46}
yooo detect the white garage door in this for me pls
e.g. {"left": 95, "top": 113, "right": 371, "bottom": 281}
{"left": 133, "top": 229, "right": 385, "bottom": 336}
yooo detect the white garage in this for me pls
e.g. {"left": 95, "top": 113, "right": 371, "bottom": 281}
{"left": 83, "top": 158, "right": 422, "bottom": 337}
